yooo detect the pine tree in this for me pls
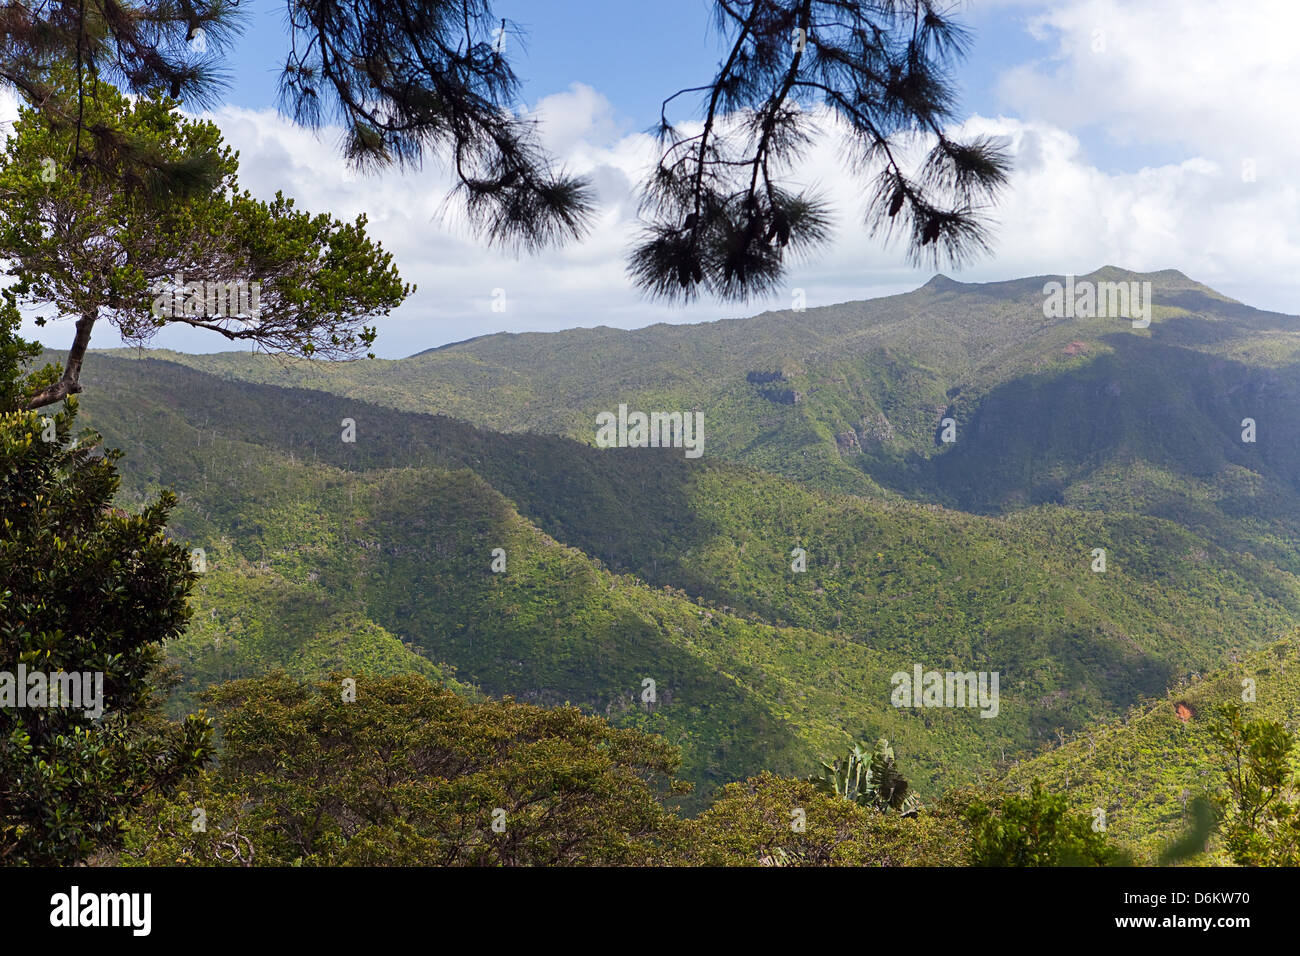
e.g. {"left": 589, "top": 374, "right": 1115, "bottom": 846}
{"left": 630, "top": 0, "right": 1009, "bottom": 302}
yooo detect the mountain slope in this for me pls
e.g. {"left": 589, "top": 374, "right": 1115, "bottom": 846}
{"left": 124, "top": 269, "right": 1300, "bottom": 561}
{"left": 1000, "top": 636, "right": 1300, "bottom": 862}
{"left": 50, "top": 345, "right": 1300, "bottom": 808}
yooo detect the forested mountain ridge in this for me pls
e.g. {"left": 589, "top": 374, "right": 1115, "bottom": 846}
{"left": 123, "top": 268, "right": 1300, "bottom": 547}
{"left": 46, "top": 263, "right": 1300, "bottom": 811}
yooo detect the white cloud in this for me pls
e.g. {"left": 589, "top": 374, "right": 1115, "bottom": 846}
{"left": 987, "top": 0, "right": 1300, "bottom": 308}
{"left": 1000, "top": 0, "right": 1300, "bottom": 167}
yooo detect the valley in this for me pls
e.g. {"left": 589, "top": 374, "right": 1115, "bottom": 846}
{"left": 53, "top": 266, "right": 1300, "bottom": 847}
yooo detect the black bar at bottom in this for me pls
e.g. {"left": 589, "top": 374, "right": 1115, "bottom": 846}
{"left": 0, "top": 865, "right": 1272, "bottom": 942}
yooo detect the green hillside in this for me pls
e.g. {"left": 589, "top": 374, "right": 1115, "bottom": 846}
{"left": 126, "top": 268, "right": 1300, "bottom": 527}
{"left": 1001, "top": 636, "right": 1300, "bottom": 863}
{"left": 49, "top": 307, "right": 1300, "bottom": 810}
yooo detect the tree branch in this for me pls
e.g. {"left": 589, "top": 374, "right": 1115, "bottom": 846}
{"left": 24, "top": 312, "right": 95, "bottom": 409}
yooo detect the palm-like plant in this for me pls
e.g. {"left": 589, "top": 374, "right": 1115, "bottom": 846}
{"left": 811, "top": 738, "right": 920, "bottom": 815}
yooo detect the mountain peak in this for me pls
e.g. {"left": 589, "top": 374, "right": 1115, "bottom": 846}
{"left": 921, "top": 274, "right": 965, "bottom": 292}
{"left": 1085, "top": 264, "right": 1192, "bottom": 283}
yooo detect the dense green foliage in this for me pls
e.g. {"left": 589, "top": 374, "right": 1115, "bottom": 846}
{"left": 56, "top": 337, "right": 1300, "bottom": 807}
{"left": 3, "top": 0, "right": 1291, "bottom": 869}
{"left": 14, "top": 268, "right": 1300, "bottom": 864}
{"left": 0, "top": 401, "right": 212, "bottom": 864}
{"left": 117, "top": 671, "right": 971, "bottom": 866}
{"left": 120, "top": 672, "right": 686, "bottom": 866}
{"left": 675, "top": 772, "right": 971, "bottom": 866}
{"left": 966, "top": 780, "right": 1123, "bottom": 866}
{"left": 0, "top": 73, "right": 410, "bottom": 408}
{"left": 1001, "top": 637, "right": 1300, "bottom": 862}
{"left": 146, "top": 267, "right": 1300, "bottom": 525}
{"left": 1208, "top": 703, "right": 1300, "bottom": 866}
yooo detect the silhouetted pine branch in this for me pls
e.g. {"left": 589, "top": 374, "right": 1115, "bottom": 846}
{"left": 279, "top": 0, "right": 595, "bottom": 253}
{"left": 632, "top": 0, "right": 1011, "bottom": 303}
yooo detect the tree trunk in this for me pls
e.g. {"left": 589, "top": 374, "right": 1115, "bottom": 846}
{"left": 24, "top": 313, "right": 96, "bottom": 409}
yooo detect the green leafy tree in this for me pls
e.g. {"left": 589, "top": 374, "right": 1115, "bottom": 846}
{"left": 0, "top": 73, "right": 411, "bottom": 409}
{"left": 119, "top": 672, "right": 688, "bottom": 866}
{"left": 966, "top": 780, "right": 1123, "bottom": 867}
{"left": 1209, "top": 702, "right": 1300, "bottom": 866}
{"left": 677, "top": 772, "right": 968, "bottom": 866}
{"left": 810, "top": 737, "right": 920, "bottom": 814}
{"left": 0, "top": 301, "right": 45, "bottom": 413}
{"left": 0, "top": 1, "right": 242, "bottom": 189}
{"left": 0, "top": 398, "right": 213, "bottom": 864}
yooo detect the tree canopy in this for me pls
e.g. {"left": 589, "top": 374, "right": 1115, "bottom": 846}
{"left": 0, "top": 72, "right": 411, "bottom": 408}
{"left": 1209, "top": 703, "right": 1300, "bottom": 866}
{"left": 120, "top": 671, "right": 689, "bottom": 866}
{"left": 0, "top": 389, "right": 213, "bottom": 864}
{"left": 965, "top": 780, "right": 1125, "bottom": 867}
{"left": 116, "top": 671, "right": 983, "bottom": 866}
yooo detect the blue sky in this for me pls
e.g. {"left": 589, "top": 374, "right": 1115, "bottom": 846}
{"left": 216, "top": 0, "right": 1164, "bottom": 175}
{"left": 15, "top": 0, "right": 1300, "bottom": 357}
